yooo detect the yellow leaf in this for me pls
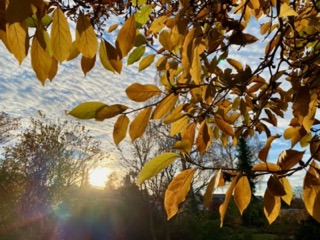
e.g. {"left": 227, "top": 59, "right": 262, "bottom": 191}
{"left": 281, "top": 177, "right": 293, "bottom": 206}
{"left": 99, "top": 40, "right": 122, "bottom": 74}
{"left": 6, "top": 22, "right": 28, "bottom": 64}
{"left": 159, "top": 30, "right": 172, "bottom": 51}
{"left": 126, "top": 83, "right": 161, "bottom": 102}
{"left": 227, "top": 58, "right": 243, "bottom": 72}
{"left": 196, "top": 120, "right": 213, "bottom": 154}
{"left": 215, "top": 115, "right": 234, "bottom": 136}
{"left": 69, "top": 102, "right": 106, "bottom": 119}
{"left": 284, "top": 126, "right": 307, "bottom": 148}
{"left": 252, "top": 162, "right": 281, "bottom": 172}
{"left": 76, "top": 12, "right": 98, "bottom": 58}
{"left": 234, "top": 176, "right": 251, "bottom": 215}
{"left": 277, "top": 149, "right": 305, "bottom": 170}
{"left": 219, "top": 174, "right": 240, "bottom": 227}
{"left": 279, "top": 2, "right": 298, "bottom": 18}
{"left": 31, "top": 34, "right": 52, "bottom": 85}
{"left": 179, "top": 122, "right": 196, "bottom": 153}
{"left": 258, "top": 134, "right": 280, "bottom": 162}
{"left": 108, "top": 24, "right": 118, "bottom": 33}
{"left": 48, "top": 57, "right": 58, "bottom": 81}
{"left": 149, "top": 15, "right": 168, "bottom": 34}
{"left": 264, "top": 188, "right": 281, "bottom": 224}
{"left": 135, "top": 5, "right": 152, "bottom": 27}
{"left": 81, "top": 54, "right": 96, "bottom": 76}
{"left": 67, "top": 41, "right": 80, "bottom": 61}
{"left": 260, "top": 22, "right": 271, "bottom": 35}
{"left": 116, "top": 15, "right": 136, "bottom": 59}
{"left": 170, "top": 115, "right": 190, "bottom": 136}
{"left": 129, "top": 107, "right": 152, "bottom": 142}
{"left": 113, "top": 115, "right": 129, "bottom": 147}
{"left": 203, "top": 169, "right": 224, "bottom": 209}
{"left": 139, "top": 54, "right": 155, "bottom": 72}
{"left": 303, "top": 92, "right": 317, "bottom": 132}
{"left": 190, "top": 47, "right": 201, "bottom": 84}
{"left": 95, "top": 104, "right": 128, "bottom": 121}
{"left": 165, "top": 169, "right": 196, "bottom": 220}
{"left": 137, "top": 153, "right": 180, "bottom": 185}
{"left": 51, "top": 7, "right": 72, "bottom": 62}
{"left": 303, "top": 160, "right": 320, "bottom": 223}
{"left": 152, "top": 93, "right": 178, "bottom": 120}
{"left": 267, "top": 175, "right": 286, "bottom": 196}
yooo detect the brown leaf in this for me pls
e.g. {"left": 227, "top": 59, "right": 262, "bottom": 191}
{"left": 95, "top": 104, "right": 128, "bottom": 121}
{"left": 81, "top": 54, "right": 96, "bottom": 76}
{"left": 267, "top": 175, "right": 286, "bottom": 196}
{"left": 277, "top": 149, "right": 305, "bottom": 170}
{"left": 264, "top": 188, "right": 281, "bottom": 224}
{"left": 196, "top": 120, "right": 213, "bottom": 154}
{"left": 303, "top": 160, "right": 320, "bottom": 223}
{"left": 126, "top": 83, "right": 161, "bottom": 102}
{"left": 310, "top": 135, "right": 320, "bottom": 161}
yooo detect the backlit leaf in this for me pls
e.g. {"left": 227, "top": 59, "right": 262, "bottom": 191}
{"left": 69, "top": 102, "right": 106, "bottom": 119}
{"left": 292, "top": 86, "right": 310, "bottom": 124}
{"left": 303, "top": 160, "right": 320, "bottom": 223}
{"left": 277, "top": 149, "right": 305, "bottom": 170}
{"left": 67, "top": 41, "right": 80, "bottom": 61}
{"left": 170, "top": 115, "right": 190, "bottom": 136}
{"left": 108, "top": 24, "right": 118, "bottom": 33}
{"left": 127, "top": 46, "right": 145, "bottom": 65}
{"left": 165, "top": 169, "right": 196, "bottom": 220}
{"left": 135, "top": 5, "right": 152, "bottom": 27}
{"left": 76, "top": 12, "right": 98, "bottom": 58}
{"left": 281, "top": 177, "right": 293, "bottom": 206}
{"left": 264, "top": 188, "right": 281, "bottom": 224}
{"left": 116, "top": 15, "right": 136, "bottom": 59}
{"left": 129, "top": 107, "right": 152, "bottom": 142}
{"left": 279, "top": 2, "right": 298, "bottom": 18}
{"left": 95, "top": 104, "right": 128, "bottom": 121}
{"left": 31, "top": 34, "right": 52, "bottom": 85}
{"left": 137, "top": 152, "right": 180, "bottom": 185}
{"left": 149, "top": 15, "right": 168, "bottom": 33}
{"left": 6, "top": 22, "right": 28, "bottom": 64}
{"left": 99, "top": 40, "right": 122, "bottom": 74}
{"left": 81, "top": 54, "right": 96, "bottom": 76}
{"left": 310, "top": 135, "right": 320, "bottom": 161}
{"left": 267, "top": 175, "right": 286, "bottom": 196}
{"left": 152, "top": 93, "right": 178, "bottom": 120}
{"left": 258, "top": 134, "right": 280, "bottom": 162}
{"left": 139, "top": 54, "right": 155, "bottom": 71}
{"left": 113, "top": 115, "right": 129, "bottom": 147}
{"left": 260, "top": 22, "right": 271, "bottom": 35}
{"left": 227, "top": 58, "right": 243, "bottom": 72}
{"left": 48, "top": 57, "right": 58, "bottom": 81}
{"left": 126, "top": 83, "right": 161, "bottom": 102}
{"left": 215, "top": 115, "right": 235, "bottom": 136}
{"left": 51, "top": 7, "right": 72, "bottom": 62}
{"left": 252, "top": 163, "right": 281, "bottom": 172}
{"left": 5, "top": 0, "right": 36, "bottom": 23}
{"left": 203, "top": 169, "right": 223, "bottom": 209}
{"left": 219, "top": 174, "right": 240, "bottom": 227}
{"left": 196, "top": 120, "right": 213, "bottom": 154}
{"left": 234, "top": 176, "right": 251, "bottom": 215}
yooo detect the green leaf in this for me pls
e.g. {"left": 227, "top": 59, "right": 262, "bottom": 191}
{"left": 165, "top": 169, "right": 196, "bottom": 220}
{"left": 135, "top": 5, "right": 152, "bottom": 27}
{"left": 68, "top": 102, "right": 106, "bottom": 119}
{"left": 137, "top": 152, "right": 180, "bottom": 185}
{"left": 139, "top": 54, "right": 155, "bottom": 71}
{"left": 127, "top": 46, "right": 145, "bottom": 65}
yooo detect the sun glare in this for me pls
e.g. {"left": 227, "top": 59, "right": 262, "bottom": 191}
{"left": 89, "top": 168, "right": 110, "bottom": 188}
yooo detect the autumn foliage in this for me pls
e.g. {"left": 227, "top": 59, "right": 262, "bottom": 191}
{"left": 1, "top": 0, "right": 320, "bottom": 226}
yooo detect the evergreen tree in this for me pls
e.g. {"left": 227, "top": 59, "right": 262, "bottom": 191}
{"left": 236, "top": 137, "right": 256, "bottom": 194}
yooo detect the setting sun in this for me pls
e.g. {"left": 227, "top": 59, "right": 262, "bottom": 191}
{"left": 89, "top": 168, "right": 110, "bottom": 188}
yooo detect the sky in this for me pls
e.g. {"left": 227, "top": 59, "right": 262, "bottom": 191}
{"left": 0, "top": 15, "right": 308, "bottom": 194}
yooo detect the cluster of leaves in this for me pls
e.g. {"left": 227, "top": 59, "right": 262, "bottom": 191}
{"left": 2, "top": 0, "right": 320, "bottom": 226}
